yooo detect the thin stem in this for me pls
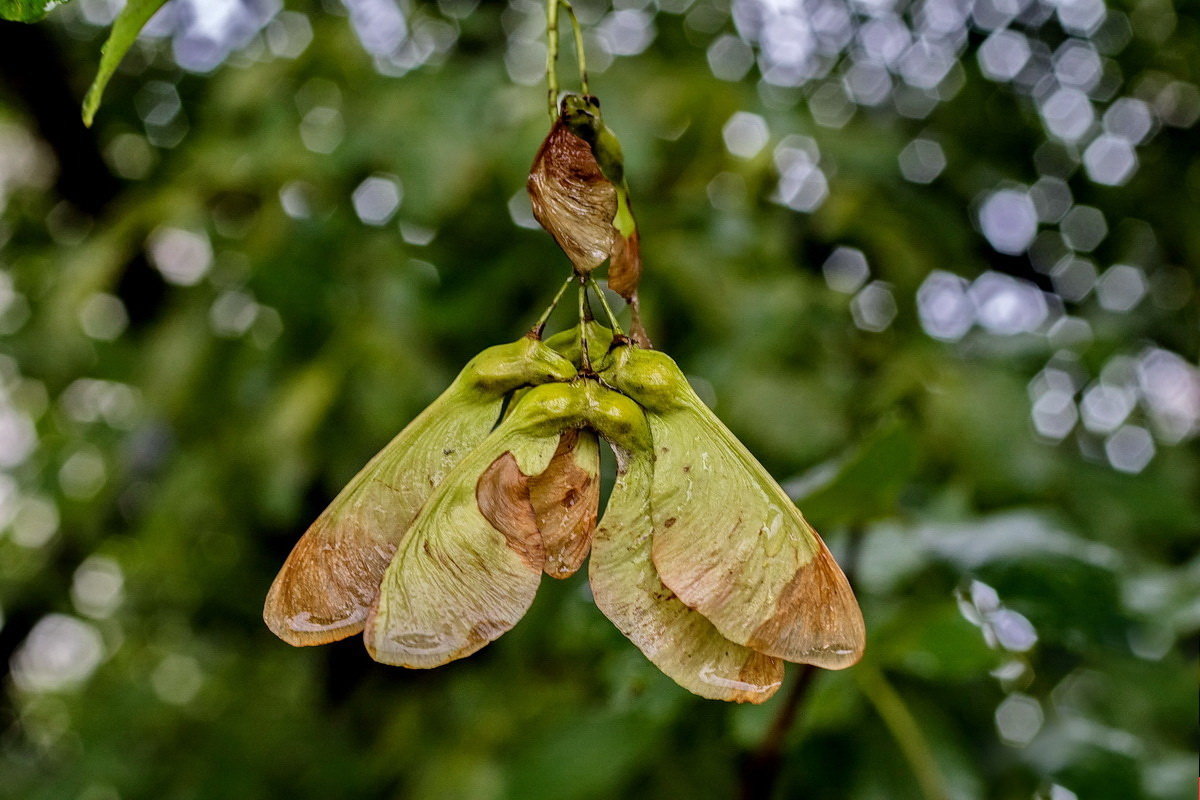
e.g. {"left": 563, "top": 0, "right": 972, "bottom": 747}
{"left": 545, "top": 0, "right": 559, "bottom": 119}
{"left": 560, "top": 0, "right": 589, "bottom": 94}
{"left": 545, "top": 0, "right": 589, "bottom": 119}
{"left": 530, "top": 275, "right": 574, "bottom": 338}
{"left": 587, "top": 277, "right": 624, "bottom": 337}
{"left": 739, "top": 526, "right": 866, "bottom": 799}
{"left": 577, "top": 280, "right": 593, "bottom": 372}
{"left": 855, "top": 664, "right": 949, "bottom": 800}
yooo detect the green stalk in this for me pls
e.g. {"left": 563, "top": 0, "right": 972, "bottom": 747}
{"left": 545, "top": 0, "right": 560, "bottom": 119}
{"left": 545, "top": 0, "right": 590, "bottom": 119}
{"left": 588, "top": 277, "right": 624, "bottom": 337}
{"left": 577, "top": 281, "right": 593, "bottom": 372}
{"left": 560, "top": 0, "right": 589, "bottom": 95}
{"left": 855, "top": 664, "right": 949, "bottom": 800}
{"left": 531, "top": 275, "right": 575, "bottom": 338}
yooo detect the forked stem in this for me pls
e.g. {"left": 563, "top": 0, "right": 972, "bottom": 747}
{"left": 545, "top": 0, "right": 590, "bottom": 119}
{"left": 545, "top": 0, "right": 559, "bottom": 119}
{"left": 562, "top": 0, "right": 589, "bottom": 95}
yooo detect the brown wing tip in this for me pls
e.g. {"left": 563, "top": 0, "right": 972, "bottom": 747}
{"left": 263, "top": 602, "right": 367, "bottom": 647}
{"left": 263, "top": 568, "right": 372, "bottom": 647}
{"left": 263, "top": 529, "right": 394, "bottom": 648}
{"left": 731, "top": 652, "right": 786, "bottom": 703}
{"left": 745, "top": 541, "right": 866, "bottom": 668}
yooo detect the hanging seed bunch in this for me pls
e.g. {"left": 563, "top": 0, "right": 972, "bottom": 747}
{"left": 265, "top": 37, "right": 864, "bottom": 706}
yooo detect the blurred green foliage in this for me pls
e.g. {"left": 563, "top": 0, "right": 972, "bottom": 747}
{"left": 0, "top": 1, "right": 1195, "bottom": 799}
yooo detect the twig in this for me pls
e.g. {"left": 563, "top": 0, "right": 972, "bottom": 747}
{"left": 855, "top": 664, "right": 949, "bottom": 800}
{"left": 588, "top": 277, "right": 624, "bottom": 337}
{"left": 530, "top": 274, "right": 574, "bottom": 338}
{"left": 738, "top": 664, "right": 818, "bottom": 800}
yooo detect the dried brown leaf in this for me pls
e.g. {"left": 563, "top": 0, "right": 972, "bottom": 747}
{"left": 608, "top": 228, "right": 642, "bottom": 300}
{"left": 527, "top": 122, "right": 617, "bottom": 274}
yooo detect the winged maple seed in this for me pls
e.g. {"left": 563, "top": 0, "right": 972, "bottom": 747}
{"left": 266, "top": 327, "right": 863, "bottom": 703}
{"left": 599, "top": 343, "right": 866, "bottom": 669}
{"left": 364, "top": 380, "right": 637, "bottom": 667}
{"left": 268, "top": 95, "right": 864, "bottom": 699}
{"left": 529, "top": 93, "right": 648, "bottom": 343}
{"left": 529, "top": 94, "right": 643, "bottom": 290}
{"left": 262, "top": 335, "right": 575, "bottom": 646}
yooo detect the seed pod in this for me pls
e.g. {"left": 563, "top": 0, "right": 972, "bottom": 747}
{"left": 264, "top": 337, "right": 575, "bottom": 647}
{"left": 584, "top": 386, "right": 784, "bottom": 702}
{"left": 601, "top": 345, "right": 865, "bottom": 669}
{"left": 364, "top": 382, "right": 590, "bottom": 668}
{"left": 505, "top": 324, "right": 611, "bottom": 578}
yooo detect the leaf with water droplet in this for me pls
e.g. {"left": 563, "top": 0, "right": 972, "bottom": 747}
{"left": 81, "top": 0, "right": 171, "bottom": 126}
{"left": 0, "top": 0, "right": 66, "bottom": 22}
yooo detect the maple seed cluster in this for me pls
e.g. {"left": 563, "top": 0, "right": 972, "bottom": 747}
{"left": 264, "top": 95, "right": 865, "bottom": 704}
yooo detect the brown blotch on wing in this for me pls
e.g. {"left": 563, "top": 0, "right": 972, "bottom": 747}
{"left": 264, "top": 525, "right": 395, "bottom": 647}
{"left": 529, "top": 429, "right": 600, "bottom": 579}
{"left": 746, "top": 540, "right": 865, "bottom": 669}
{"left": 476, "top": 451, "right": 546, "bottom": 571}
{"left": 527, "top": 122, "right": 618, "bottom": 274}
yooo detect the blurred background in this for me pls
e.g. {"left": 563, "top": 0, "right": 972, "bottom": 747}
{"left": 0, "top": 0, "right": 1196, "bottom": 797}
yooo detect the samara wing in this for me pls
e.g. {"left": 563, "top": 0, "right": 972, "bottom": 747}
{"left": 363, "top": 383, "right": 582, "bottom": 668}
{"left": 602, "top": 346, "right": 865, "bottom": 669}
{"left": 590, "top": 439, "right": 784, "bottom": 703}
{"left": 530, "top": 428, "right": 601, "bottom": 579}
{"left": 264, "top": 337, "right": 573, "bottom": 646}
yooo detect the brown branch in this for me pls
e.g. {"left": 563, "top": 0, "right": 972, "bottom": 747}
{"left": 738, "top": 664, "right": 819, "bottom": 800}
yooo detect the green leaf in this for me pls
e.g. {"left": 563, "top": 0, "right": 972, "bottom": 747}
{"left": 0, "top": 0, "right": 67, "bottom": 23}
{"left": 81, "top": 0, "right": 169, "bottom": 126}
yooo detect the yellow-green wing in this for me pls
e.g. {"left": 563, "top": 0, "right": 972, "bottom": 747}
{"left": 590, "top": 447, "right": 784, "bottom": 703}
{"left": 603, "top": 347, "right": 864, "bottom": 669}
{"left": 364, "top": 383, "right": 580, "bottom": 668}
{"left": 264, "top": 338, "right": 574, "bottom": 647}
